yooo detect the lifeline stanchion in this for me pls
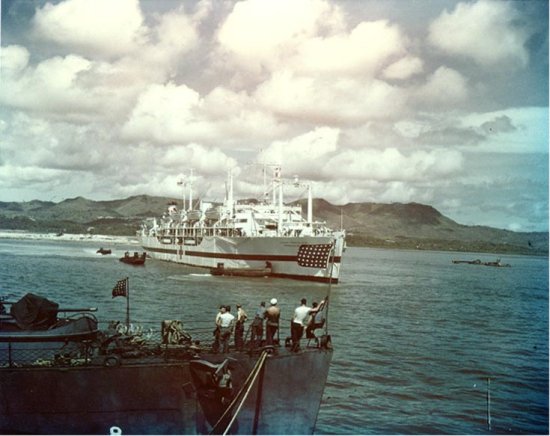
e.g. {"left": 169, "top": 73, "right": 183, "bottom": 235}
{"left": 323, "top": 241, "right": 336, "bottom": 336}
{"left": 487, "top": 377, "right": 492, "bottom": 431}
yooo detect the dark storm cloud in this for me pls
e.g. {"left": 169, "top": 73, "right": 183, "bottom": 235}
{"left": 480, "top": 115, "right": 517, "bottom": 135}
{"left": 417, "top": 127, "right": 485, "bottom": 146}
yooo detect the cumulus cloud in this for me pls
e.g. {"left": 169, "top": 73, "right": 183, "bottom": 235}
{"left": 292, "top": 20, "right": 408, "bottom": 76}
{"left": 2, "top": 5, "right": 202, "bottom": 121}
{"left": 377, "top": 181, "right": 421, "bottom": 203}
{"left": 30, "top": 0, "right": 201, "bottom": 99}
{"left": 0, "top": 164, "right": 68, "bottom": 187}
{"left": 32, "top": 0, "right": 147, "bottom": 59}
{"left": 213, "top": 0, "right": 418, "bottom": 133}
{"left": 201, "top": 87, "right": 287, "bottom": 141}
{"left": 0, "top": 0, "right": 546, "bottom": 231}
{"left": 383, "top": 56, "right": 424, "bottom": 80}
{"left": 1, "top": 45, "right": 30, "bottom": 77}
{"left": 2, "top": 112, "right": 115, "bottom": 171}
{"left": 0, "top": 48, "right": 98, "bottom": 116}
{"left": 135, "top": 8, "right": 200, "bottom": 74}
{"left": 217, "top": 0, "right": 345, "bottom": 74}
{"left": 217, "top": 0, "right": 411, "bottom": 82}
{"left": 121, "top": 82, "right": 286, "bottom": 145}
{"left": 428, "top": 0, "right": 530, "bottom": 68}
{"left": 159, "top": 143, "right": 237, "bottom": 175}
{"left": 255, "top": 70, "right": 406, "bottom": 125}
{"left": 154, "top": 9, "right": 199, "bottom": 51}
{"left": 121, "top": 82, "right": 213, "bottom": 143}
{"left": 258, "top": 127, "right": 340, "bottom": 176}
{"left": 324, "top": 148, "right": 464, "bottom": 182}
{"left": 414, "top": 66, "right": 469, "bottom": 107}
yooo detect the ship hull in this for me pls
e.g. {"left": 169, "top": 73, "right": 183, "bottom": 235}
{"left": 139, "top": 233, "right": 345, "bottom": 283}
{"left": 0, "top": 364, "right": 197, "bottom": 435}
{"left": 211, "top": 348, "right": 333, "bottom": 434}
{"left": 0, "top": 348, "right": 332, "bottom": 435}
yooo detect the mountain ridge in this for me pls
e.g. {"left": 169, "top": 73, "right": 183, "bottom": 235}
{"left": 0, "top": 195, "right": 547, "bottom": 256}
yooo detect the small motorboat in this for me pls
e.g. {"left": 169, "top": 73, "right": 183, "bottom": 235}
{"left": 483, "top": 259, "right": 511, "bottom": 267}
{"left": 96, "top": 247, "right": 112, "bottom": 255}
{"left": 210, "top": 262, "right": 271, "bottom": 278}
{"left": 452, "top": 258, "right": 510, "bottom": 267}
{"left": 120, "top": 251, "right": 146, "bottom": 266}
{"left": 452, "top": 259, "right": 481, "bottom": 265}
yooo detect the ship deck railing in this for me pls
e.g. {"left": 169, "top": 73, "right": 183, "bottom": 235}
{"left": 147, "top": 217, "right": 338, "bottom": 239}
{"left": 0, "top": 320, "right": 324, "bottom": 370}
{"left": 0, "top": 320, "right": 304, "bottom": 369}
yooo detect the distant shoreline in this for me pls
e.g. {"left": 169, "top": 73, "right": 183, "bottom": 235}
{"left": 0, "top": 230, "right": 139, "bottom": 245}
{"left": 0, "top": 230, "right": 546, "bottom": 257}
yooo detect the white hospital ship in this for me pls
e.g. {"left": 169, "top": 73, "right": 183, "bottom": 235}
{"left": 138, "top": 167, "right": 346, "bottom": 283}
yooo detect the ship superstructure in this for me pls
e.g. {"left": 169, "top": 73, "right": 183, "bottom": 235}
{"left": 138, "top": 167, "right": 345, "bottom": 283}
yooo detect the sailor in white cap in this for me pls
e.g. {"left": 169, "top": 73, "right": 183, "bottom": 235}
{"left": 265, "top": 298, "right": 280, "bottom": 346}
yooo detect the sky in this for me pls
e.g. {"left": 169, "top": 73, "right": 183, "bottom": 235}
{"left": 0, "top": 0, "right": 548, "bottom": 232}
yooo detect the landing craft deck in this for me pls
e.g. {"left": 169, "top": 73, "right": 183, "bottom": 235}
{"left": 139, "top": 167, "right": 346, "bottom": 283}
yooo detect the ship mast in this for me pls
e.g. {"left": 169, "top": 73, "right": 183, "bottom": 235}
{"left": 307, "top": 183, "right": 313, "bottom": 224}
{"left": 177, "top": 177, "right": 186, "bottom": 212}
{"left": 227, "top": 168, "right": 234, "bottom": 216}
{"left": 293, "top": 175, "right": 313, "bottom": 225}
{"left": 263, "top": 165, "right": 268, "bottom": 204}
{"left": 272, "top": 168, "right": 277, "bottom": 204}
{"left": 276, "top": 167, "right": 283, "bottom": 235}
{"left": 188, "top": 169, "right": 194, "bottom": 210}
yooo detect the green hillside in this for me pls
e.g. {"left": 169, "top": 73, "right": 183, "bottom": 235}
{"left": 0, "top": 196, "right": 547, "bottom": 256}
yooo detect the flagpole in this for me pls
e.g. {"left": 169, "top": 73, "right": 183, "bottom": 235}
{"left": 324, "top": 242, "right": 335, "bottom": 336}
{"left": 126, "top": 276, "right": 130, "bottom": 329}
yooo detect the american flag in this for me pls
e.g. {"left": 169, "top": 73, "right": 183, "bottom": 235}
{"left": 112, "top": 278, "right": 128, "bottom": 298}
{"left": 296, "top": 244, "right": 333, "bottom": 268}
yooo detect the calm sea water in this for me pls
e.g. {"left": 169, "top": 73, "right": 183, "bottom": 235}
{"left": 0, "top": 239, "right": 548, "bottom": 435}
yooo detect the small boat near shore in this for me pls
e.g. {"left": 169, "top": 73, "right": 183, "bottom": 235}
{"left": 452, "top": 258, "right": 511, "bottom": 267}
{"left": 452, "top": 259, "right": 482, "bottom": 265}
{"left": 120, "top": 251, "right": 146, "bottom": 265}
{"left": 210, "top": 262, "right": 272, "bottom": 278}
{"left": 96, "top": 247, "right": 112, "bottom": 255}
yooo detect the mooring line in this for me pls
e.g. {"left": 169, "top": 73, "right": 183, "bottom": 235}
{"left": 210, "top": 349, "right": 269, "bottom": 435}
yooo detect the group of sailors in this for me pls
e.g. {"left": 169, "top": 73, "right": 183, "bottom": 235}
{"left": 212, "top": 296, "right": 327, "bottom": 353}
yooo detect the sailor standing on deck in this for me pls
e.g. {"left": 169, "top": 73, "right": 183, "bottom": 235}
{"left": 250, "top": 301, "right": 266, "bottom": 348}
{"left": 234, "top": 304, "right": 247, "bottom": 350}
{"left": 212, "top": 305, "right": 225, "bottom": 353}
{"left": 305, "top": 302, "right": 321, "bottom": 343}
{"left": 265, "top": 298, "right": 280, "bottom": 346}
{"left": 291, "top": 298, "right": 325, "bottom": 352}
{"left": 218, "top": 305, "right": 235, "bottom": 353}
